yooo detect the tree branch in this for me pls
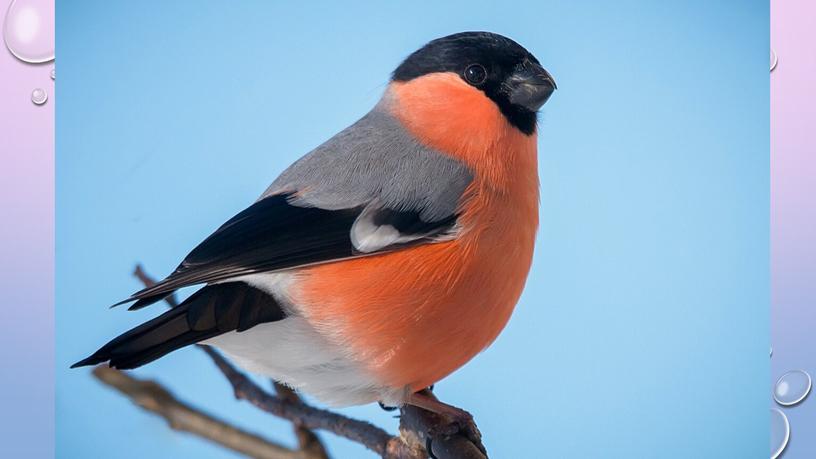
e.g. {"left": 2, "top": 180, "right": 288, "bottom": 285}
{"left": 136, "top": 265, "right": 392, "bottom": 455}
{"left": 92, "top": 365, "right": 301, "bottom": 459}
{"left": 127, "top": 264, "right": 488, "bottom": 459}
{"left": 274, "top": 382, "right": 331, "bottom": 459}
{"left": 202, "top": 345, "right": 403, "bottom": 457}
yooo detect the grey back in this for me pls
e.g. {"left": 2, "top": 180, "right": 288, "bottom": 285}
{"left": 263, "top": 101, "right": 473, "bottom": 223}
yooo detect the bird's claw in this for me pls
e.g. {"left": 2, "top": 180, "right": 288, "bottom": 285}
{"left": 426, "top": 408, "right": 486, "bottom": 455}
{"left": 425, "top": 437, "right": 439, "bottom": 459}
{"left": 378, "top": 401, "right": 399, "bottom": 412}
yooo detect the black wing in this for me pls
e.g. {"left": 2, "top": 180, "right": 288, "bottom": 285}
{"left": 116, "top": 193, "right": 457, "bottom": 309}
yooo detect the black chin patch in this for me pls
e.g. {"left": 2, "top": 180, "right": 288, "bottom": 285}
{"left": 392, "top": 31, "right": 539, "bottom": 135}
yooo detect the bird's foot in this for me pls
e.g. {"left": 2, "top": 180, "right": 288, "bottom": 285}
{"left": 406, "top": 389, "right": 485, "bottom": 455}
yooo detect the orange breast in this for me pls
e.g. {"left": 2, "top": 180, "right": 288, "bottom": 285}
{"left": 292, "top": 74, "right": 539, "bottom": 391}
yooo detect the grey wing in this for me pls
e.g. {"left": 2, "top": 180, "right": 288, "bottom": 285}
{"left": 264, "top": 104, "right": 474, "bottom": 252}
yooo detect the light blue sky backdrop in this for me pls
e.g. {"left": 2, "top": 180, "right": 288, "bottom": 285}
{"left": 57, "top": 1, "right": 768, "bottom": 457}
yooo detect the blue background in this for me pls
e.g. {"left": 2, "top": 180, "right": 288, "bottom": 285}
{"left": 56, "top": 1, "right": 769, "bottom": 458}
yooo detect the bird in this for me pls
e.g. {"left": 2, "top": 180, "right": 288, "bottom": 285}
{"left": 73, "top": 31, "right": 556, "bottom": 423}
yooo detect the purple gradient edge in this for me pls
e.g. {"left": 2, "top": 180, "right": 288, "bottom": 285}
{"left": 771, "top": 0, "right": 816, "bottom": 457}
{"left": 0, "top": 0, "right": 55, "bottom": 456}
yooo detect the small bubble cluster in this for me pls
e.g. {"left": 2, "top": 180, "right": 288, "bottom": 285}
{"left": 770, "top": 348, "right": 812, "bottom": 457}
{"left": 4, "top": 1, "right": 55, "bottom": 105}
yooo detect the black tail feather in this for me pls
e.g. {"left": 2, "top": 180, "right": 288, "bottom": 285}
{"left": 72, "top": 282, "right": 286, "bottom": 370}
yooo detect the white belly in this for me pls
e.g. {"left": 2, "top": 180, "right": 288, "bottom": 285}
{"left": 204, "top": 273, "right": 404, "bottom": 407}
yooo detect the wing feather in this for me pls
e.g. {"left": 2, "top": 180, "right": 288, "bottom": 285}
{"left": 116, "top": 193, "right": 459, "bottom": 307}
{"left": 117, "top": 106, "right": 473, "bottom": 308}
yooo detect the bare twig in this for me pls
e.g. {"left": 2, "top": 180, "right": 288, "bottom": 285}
{"left": 128, "top": 264, "right": 489, "bottom": 459}
{"left": 274, "top": 382, "right": 331, "bottom": 459}
{"left": 203, "top": 345, "right": 402, "bottom": 457}
{"left": 92, "top": 366, "right": 301, "bottom": 459}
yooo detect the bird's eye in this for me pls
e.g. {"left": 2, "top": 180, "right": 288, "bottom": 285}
{"left": 464, "top": 64, "right": 487, "bottom": 85}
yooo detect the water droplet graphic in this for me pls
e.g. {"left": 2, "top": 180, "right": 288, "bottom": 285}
{"left": 770, "top": 49, "right": 778, "bottom": 72}
{"left": 770, "top": 408, "right": 789, "bottom": 459}
{"left": 31, "top": 87, "right": 47, "bottom": 105}
{"left": 3, "top": 0, "right": 54, "bottom": 63}
{"left": 774, "top": 370, "right": 812, "bottom": 406}
{"left": 770, "top": 347, "right": 773, "bottom": 358}
{"left": 50, "top": 67, "right": 55, "bottom": 80}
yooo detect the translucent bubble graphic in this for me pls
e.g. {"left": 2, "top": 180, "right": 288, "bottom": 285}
{"left": 50, "top": 67, "right": 54, "bottom": 80}
{"left": 3, "top": 0, "right": 55, "bottom": 63}
{"left": 770, "top": 49, "right": 778, "bottom": 72}
{"left": 31, "top": 87, "right": 47, "bottom": 105}
{"left": 770, "top": 408, "right": 789, "bottom": 459}
{"left": 774, "top": 369, "right": 812, "bottom": 406}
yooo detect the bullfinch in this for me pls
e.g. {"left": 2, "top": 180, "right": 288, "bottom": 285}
{"left": 73, "top": 31, "right": 556, "bottom": 418}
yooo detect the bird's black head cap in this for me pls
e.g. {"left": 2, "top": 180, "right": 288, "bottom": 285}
{"left": 392, "top": 31, "right": 556, "bottom": 135}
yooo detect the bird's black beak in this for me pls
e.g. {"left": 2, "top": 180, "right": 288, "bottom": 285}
{"left": 507, "top": 60, "right": 557, "bottom": 112}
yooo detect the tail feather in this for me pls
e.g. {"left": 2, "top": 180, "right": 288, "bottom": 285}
{"left": 72, "top": 282, "right": 286, "bottom": 370}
